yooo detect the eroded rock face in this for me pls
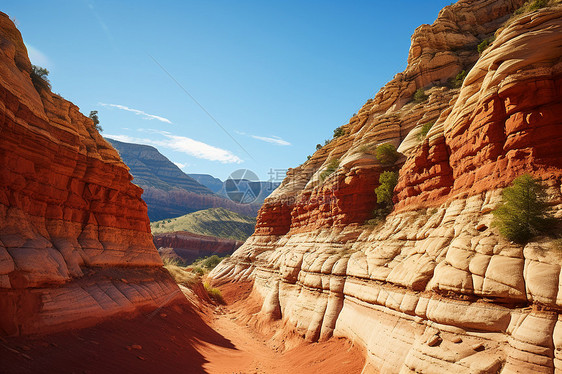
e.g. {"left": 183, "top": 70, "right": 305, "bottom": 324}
{"left": 0, "top": 13, "right": 182, "bottom": 336}
{"left": 212, "top": 2, "right": 562, "bottom": 373}
{"left": 154, "top": 231, "right": 243, "bottom": 264}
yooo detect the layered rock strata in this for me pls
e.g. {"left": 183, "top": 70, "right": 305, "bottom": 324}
{"left": 212, "top": 2, "right": 562, "bottom": 373}
{"left": 0, "top": 13, "right": 182, "bottom": 336}
{"left": 155, "top": 231, "right": 243, "bottom": 264}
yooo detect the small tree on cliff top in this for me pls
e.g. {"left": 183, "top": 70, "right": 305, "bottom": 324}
{"left": 30, "top": 64, "right": 51, "bottom": 92}
{"left": 89, "top": 110, "right": 103, "bottom": 132}
{"left": 492, "top": 174, "right": 555, "bottom": 243}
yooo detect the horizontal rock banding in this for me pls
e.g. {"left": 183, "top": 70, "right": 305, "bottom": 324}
{"left": 212, "top": 2, "right": 562, "bottom": 373}
{"left": 0, "top": 12, "right": 181, "bottom": 335}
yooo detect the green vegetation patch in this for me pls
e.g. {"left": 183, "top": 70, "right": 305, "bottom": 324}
{"left": 417, "top": 122, "right": 435, "bottom": 141}
{"left": 477, "top": 36, "right": 495, "bottom": 54}
{"left": 515, "top": 0, "right": 549, "bottom": 14}
{"left": 333, "top": 126, "right": 346, "bottom": 138}
{"left": 413, "top": 88, "right": 428, "bottom": 103}
{"left": 368, "top": 171, "right": 399, "bottom": 224}
{"left": 204, "top": 282, "right": 224, "bottom": 304}
{"left": 151, "top": 207, "right": 256, "bottom": 241}
{"left": 492, "top": 174, "right": 556, "bottom": 243}
{"left": 30, "top": 65, "right": 51, "bottom": 92}
{"left": 375, "top": 143, "right": 399, "bottom": 165}
{"left": 449, "top": 70, "right": 467, "bottom": 89}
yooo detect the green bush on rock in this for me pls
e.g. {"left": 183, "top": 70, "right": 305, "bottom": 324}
{"left": 492, "top": 174, "right": 555, "bottom": 243}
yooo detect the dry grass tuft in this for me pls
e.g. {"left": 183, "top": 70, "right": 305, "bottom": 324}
{"left": 204, "top": 282, "right": 224, "bottom": 304}
{"left": 163, "top": 258, "right": 199, "bottom": 287}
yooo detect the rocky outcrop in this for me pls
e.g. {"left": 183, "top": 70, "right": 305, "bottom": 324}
{"left": 155, "top": 231, "right": 242, "bottom": 264}
{"left": 212, "top": 2, "right": 562, "bottom": 373}
{"left": 0, "top": 13, "right": 182, "bottom": 336}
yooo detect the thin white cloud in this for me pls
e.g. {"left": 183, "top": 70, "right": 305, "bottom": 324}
{"left": 250, "top": 135, "right": 291, "bottom": 146}
{"left": 24, "top": 43, "right": 51, "bottom": 68}
{"left": 173, "top": 162, "right": 187, "bottom": 169}
{"left": 99, "top": 103, "right": 172, "bottom": 124}
{"left": 105, "top": 133, "right": 242, "bottom": 164}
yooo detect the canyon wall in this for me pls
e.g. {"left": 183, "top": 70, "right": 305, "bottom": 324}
{"left": 211, "top": 1, "right": 562, "bottom": 373}
{"left": 0, "top": 13, "right": 182, "bottom": 336}
{"left": 155, "top": 231, "right": 242, "bottom": 264}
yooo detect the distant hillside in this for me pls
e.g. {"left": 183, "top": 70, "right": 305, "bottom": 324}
{"left": 107, "top": 139, "right": 212, "bottom": 193}
{"left": 151, "top": 207, "right": 256, "bottom": 241}
{"left": 189, "top": 173, "right": 281, "bottom": 205}
{"left": 107, "top": 139, "right": 260, "bottom": 220}
{"left": 188, "top": 173, "right": 224, "bottom": 193}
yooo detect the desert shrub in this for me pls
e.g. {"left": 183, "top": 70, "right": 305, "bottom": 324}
{"left": 202, "top": 255, "right": 222, "bottom": 269}
{"left": 369, "top": 171, "right": 399, "bottom": 223}
{"left": 316, "top": 143, "right": 322, "bottom": 150}
{"left": 320, "top": 158, "right": 340, "bottom": 182}
{"left": 413, "top": 88, "right": 428, "bottom": 103}
{"left": 375, "top": 171, "right": 399, "bottom": 208}
{"left": 30, "top": 64, "right": 51, "bottom": 92}
{"left": 515, "top": 0, "right": 549, "bottom": 14}
{"left": 477, "top": 36, "right": 495, "bottom": 54}
{"left": 492, "top": 174, "right": 555, "bottom": 243}
{"left": 191, "top": 266, "right": 205, "bottom": 276}
{"left": 527, "top": 0, "right": 549, "bottom": 10}
{"left": 204, "top": 282, "right": 224, "bottom": 304}
{"left": 498, "top": 0, "right": 552, "bottom": 36}
{"left": 417, "top": 122, "right": 434, "bottom": 141}
{"left": 333, "top": 126, "right": 345, "bottom": 138}
{"left": 375, "top": 143, "right": 399, "bottom": 165}
{"left": 449, "top": 70, "right": 467, "bottom": 88}
{"left": 358, "top": 144, "right": 372, "bottom": 154}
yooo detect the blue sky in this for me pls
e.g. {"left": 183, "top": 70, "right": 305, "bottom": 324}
{"left": 4, "top": 0, "right": 451, "bottom": 181}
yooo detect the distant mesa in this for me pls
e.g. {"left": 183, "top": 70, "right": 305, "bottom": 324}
{"left": 107, "top": 138, "right": 270, "bottom": 220}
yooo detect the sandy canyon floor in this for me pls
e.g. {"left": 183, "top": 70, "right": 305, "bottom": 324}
{"left": 0, "top": 281, "right": 365, "bottom": 374}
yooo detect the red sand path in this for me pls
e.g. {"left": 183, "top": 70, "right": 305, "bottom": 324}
{"left": 0, "top": 281, "right": 365, "bottom": 373}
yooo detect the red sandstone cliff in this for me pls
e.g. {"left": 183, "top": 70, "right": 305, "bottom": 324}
{"left": 155, "top": 231, "right": 242, "bottom": 264}
{"left": 0, "top": 13, "right": 182, "bottom": 336}
{"left": 212, "top": 1, "right": 562, "bottom": 373}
